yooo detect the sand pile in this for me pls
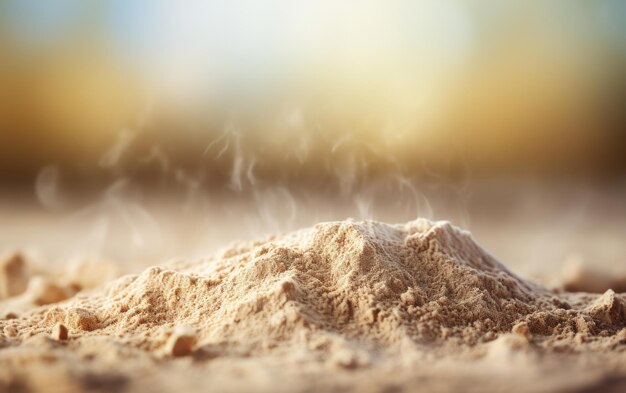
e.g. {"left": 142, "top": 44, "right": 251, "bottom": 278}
{"left": 2, "top": 219, "right": 626, "bottom": 392}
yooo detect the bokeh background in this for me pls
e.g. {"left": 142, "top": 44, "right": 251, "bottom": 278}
{"left": 0, "top": 1, "right": 625, "bottom": 283}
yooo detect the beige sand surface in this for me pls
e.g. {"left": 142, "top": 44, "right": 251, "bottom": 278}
{"left": 2, "top": 219, "right": 626, "bottom": 393}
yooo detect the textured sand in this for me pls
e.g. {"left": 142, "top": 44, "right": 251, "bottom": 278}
{"left": 2, "top": 219, "right": 626, "bottom": 393}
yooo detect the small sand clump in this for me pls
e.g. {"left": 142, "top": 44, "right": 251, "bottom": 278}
{"left": 2, "top": 312, "right": 17, "bottom": 320}
{"left": 3, "top": 325, "right": 17, "bottom": 338}
{"left": 585, "top": 289, "right": 625, "bottom": 325}
{"left": 27, "top": 276, "right": 70, "bottom": 306}
{"left": 561, "top": 256, "right": 626, "bottom": 293}
{"left": 64, "top": 308, "right": 99, "bottom": 332}
{"left": 51, "top": 323, "right": 68, "bottom": 341}
{"left": 1, "top": 219, "right": 626, "bottom": 393}
{"left": 164, "top": 326, "right": 198, "bottom": 357}
{"left": 0, "top": 251, "right": 30, "bottom": 299}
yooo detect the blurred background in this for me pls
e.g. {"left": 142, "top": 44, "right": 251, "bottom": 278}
{"left": 0, "top": 1, "right": 625, "bottom": 284}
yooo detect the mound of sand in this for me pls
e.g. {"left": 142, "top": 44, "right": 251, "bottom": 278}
{"left": 2, "top": 219, "right": 626, "bottom": 392}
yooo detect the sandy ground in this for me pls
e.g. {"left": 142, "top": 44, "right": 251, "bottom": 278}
{"left": 1, "top": 180, "right": 626, "bottom": 392}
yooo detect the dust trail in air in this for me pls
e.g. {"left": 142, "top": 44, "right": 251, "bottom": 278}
{"left": 99, "top": 129, "right": 137, "bottom": 169}
{"left": 35, "top": 165, "right": 63, "bottom": 210}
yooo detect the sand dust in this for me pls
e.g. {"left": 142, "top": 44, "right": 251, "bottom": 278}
{"left": 1, "top": 219, "right": 626, "bottom": 392}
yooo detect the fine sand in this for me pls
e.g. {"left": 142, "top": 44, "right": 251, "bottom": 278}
{"left": 2, "top": 219, "right": 626, "bottom": 393}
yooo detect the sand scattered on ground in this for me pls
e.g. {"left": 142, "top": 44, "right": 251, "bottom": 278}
{"left": 2, "top": 219, "right": 626, "bottom": 393}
